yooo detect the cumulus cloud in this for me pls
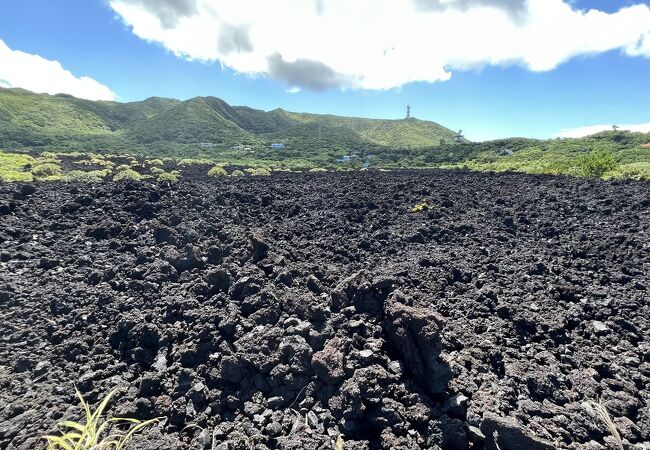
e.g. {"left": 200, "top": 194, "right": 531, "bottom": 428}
{"left": 109, "top": 0, "right": 650, "bottom": 91}
{"left": 0, "top": 39, "right": 115, "bottom": 101}
{"left": 115, "top": 0, "right": 198, "bottom": 28}
{"left": 267, "top": 53, "right": 354, "bottom": 91}
{"left": 413, "top": 0, "right": 527, "bottom": 19}
{"left": 217, "top": 24, "right": 254, "bottom": 55}
{"left": 554, "top": 123, "right": 650, "bottom": 138}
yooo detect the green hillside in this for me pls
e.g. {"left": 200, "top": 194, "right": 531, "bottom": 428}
{"left": 3, "top": 87, "right": 647, "bottom": 180}
{"left": 0, "top": 87, "right": 456, "bottom": 154}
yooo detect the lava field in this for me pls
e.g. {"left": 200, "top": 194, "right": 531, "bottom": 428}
{"left": 0, "top": 170, "right": 648, "bottom": 450}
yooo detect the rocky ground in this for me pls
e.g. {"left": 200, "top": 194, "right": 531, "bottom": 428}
{"left": 0, "top": 170, "right": 648, "bottom": 450}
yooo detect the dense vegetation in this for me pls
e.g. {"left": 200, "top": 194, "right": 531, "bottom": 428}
{"left": 1, "top": 87, "right": 649, "bottom": 180}
{"left": 0, "top": 87, "right": 456, "bottom": 159}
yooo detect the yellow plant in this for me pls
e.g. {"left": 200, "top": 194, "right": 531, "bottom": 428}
{"left": 157, "top": 171, "right": 180, "bottom": 182}
{"left": 208, "top": 166, "right": 228, "bottom": 177}
{"left": 44, "top": 388, "right": 159, "bottom": 450}
{"left": 113, "top": 168, "right": 142, "bottom": 182}
{"left": 411, "top": 202, "right": 433, "bottom": 213}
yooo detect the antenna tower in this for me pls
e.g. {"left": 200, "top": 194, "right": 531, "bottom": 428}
{"left": 406, "top": 105, "right": 411, "bottom": 119}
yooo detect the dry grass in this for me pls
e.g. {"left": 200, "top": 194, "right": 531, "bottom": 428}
{"left": 587, "top": 400, "right": 624, "bottom": 450}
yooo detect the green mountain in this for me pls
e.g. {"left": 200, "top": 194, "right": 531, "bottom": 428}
{"left": 0, "top": 87, "right": 457, "bottom": 154}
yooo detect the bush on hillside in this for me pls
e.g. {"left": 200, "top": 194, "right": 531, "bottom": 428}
{"left": 309, "top": 167, "right": 327, "bottom": 173}
{"left": 245, "top": 168, "right": 271, "bottom": 176}
{"left": 31, "top": 162, "right": 62, "bottom": 178}
{"left": 113, "top": 168, "right": 142, "bottom": 182}
{"left": 208, "top": 166, "right": 228, "bottom": 177}
{"left": 604, "top": 162, "right": 650, "bottom": 181}
{"left": 78, "top": 157, "right": 115, "bottom": 169}
{"left": 157, "top": 171, "right": 180, "bottom": 183}
{"left": 578, "top": 149, "right": 618, "bottom": 178}
{"left": 115, "top": 164, "right": 132, "bottom": 172}
{"left": 64, "top": 169, "right": 111, "bottom": 182}
{"left": 230, "top": 169, "right": 244, "bottom": 177}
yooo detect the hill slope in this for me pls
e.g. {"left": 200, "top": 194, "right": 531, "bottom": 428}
{"left": 0, "top": 88, "right": 457, "bottom": 153}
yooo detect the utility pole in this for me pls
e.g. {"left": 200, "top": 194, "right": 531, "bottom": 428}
{"left": 406, "top": 105, "right": 411, "bottom": 119}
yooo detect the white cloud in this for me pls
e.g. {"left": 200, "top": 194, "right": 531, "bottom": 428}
{"left": 554, "top": 123, "right": 650, "bottom": 138}
{"left": 0, "top": 39, "right": 115, "bottom": 101}
{"left": 109, "top": 0, "right": 650, "bottom": 91}
{"left": 286, "top": 86, "right": 301, "bottom": 94}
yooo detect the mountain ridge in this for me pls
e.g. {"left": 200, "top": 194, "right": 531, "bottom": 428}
{"left": 0, "top": 87, "right": 457, "bottom": 153}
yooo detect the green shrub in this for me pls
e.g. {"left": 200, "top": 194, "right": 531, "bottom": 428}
{"left": 208, "top": 166, "right": 228, "bottom": 177}
{"left": 113, "top": 168, "right": 142, "bottom": 182}
{"left": 32, "top": 163, "right": 62, "bottom": 178}
{"left": 78, "top": 158, "right": 115, "bottom": 169}
{"left": 115, "top": 164, "right": 132, "bottom": 172}
{"left": 578, "top": 149, "right": 618, "bottom": 178}
{"left": 605, "top": 162, "right": 650, "bottom": 181}
{"left": 40, "top": 151, "right": 57, "bottom": 159}
{"left": 245, "top": 168, "right": 271, "bottom": 176}
{"left": 180, "top": 158, "right": 213, "bottom": 166}
{"left": 150, "top": 167, "right": 165, "bottom": 174}
{"left": 157, "top": 171, "right": 180, "bottom": 183}
{"left": 230, "top": 169, "right": 244, "bottom": 177}
{"left": 65, "top": 169, "right": 111, "bottom": 182}
{"left": 309, "top": 167, "right": 327, "bottom": 173}
{"left": 43, "top": 388, "right": 159, "bottom": 450}
{"left": 147, "top": 159, "right": 164, "bottom": 166}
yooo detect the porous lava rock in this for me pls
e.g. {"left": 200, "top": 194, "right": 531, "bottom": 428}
{"left": 0, "top": 170, "right": 648, "bottom": 449}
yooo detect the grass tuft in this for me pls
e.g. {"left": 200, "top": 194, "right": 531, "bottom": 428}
{"left": 587, "top": 400, "right": 623, "bottom": 450}
{"left": 411, "top": 202, "right": 434, "bottom": 213}
{"left": 43, "top": 388, "right": 160, "bottom": 450}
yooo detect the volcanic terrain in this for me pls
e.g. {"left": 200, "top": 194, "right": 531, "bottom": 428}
{"left": 0, "top": 170, "right": 648, "bottom": 450}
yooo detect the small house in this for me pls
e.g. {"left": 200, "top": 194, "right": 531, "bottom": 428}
{"left": 270, "top": 143, "right": 285, "bottom": 149}
{"left": 641, "top": 143, "right": 650, "bottom": 149}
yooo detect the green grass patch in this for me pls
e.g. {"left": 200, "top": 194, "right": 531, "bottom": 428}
{"left": 0, "top": 151, "right": 36, "bottom": 181}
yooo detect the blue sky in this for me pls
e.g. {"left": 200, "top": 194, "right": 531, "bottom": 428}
{"left": 1, "top": 0, "right": 649, "bottom": 140}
